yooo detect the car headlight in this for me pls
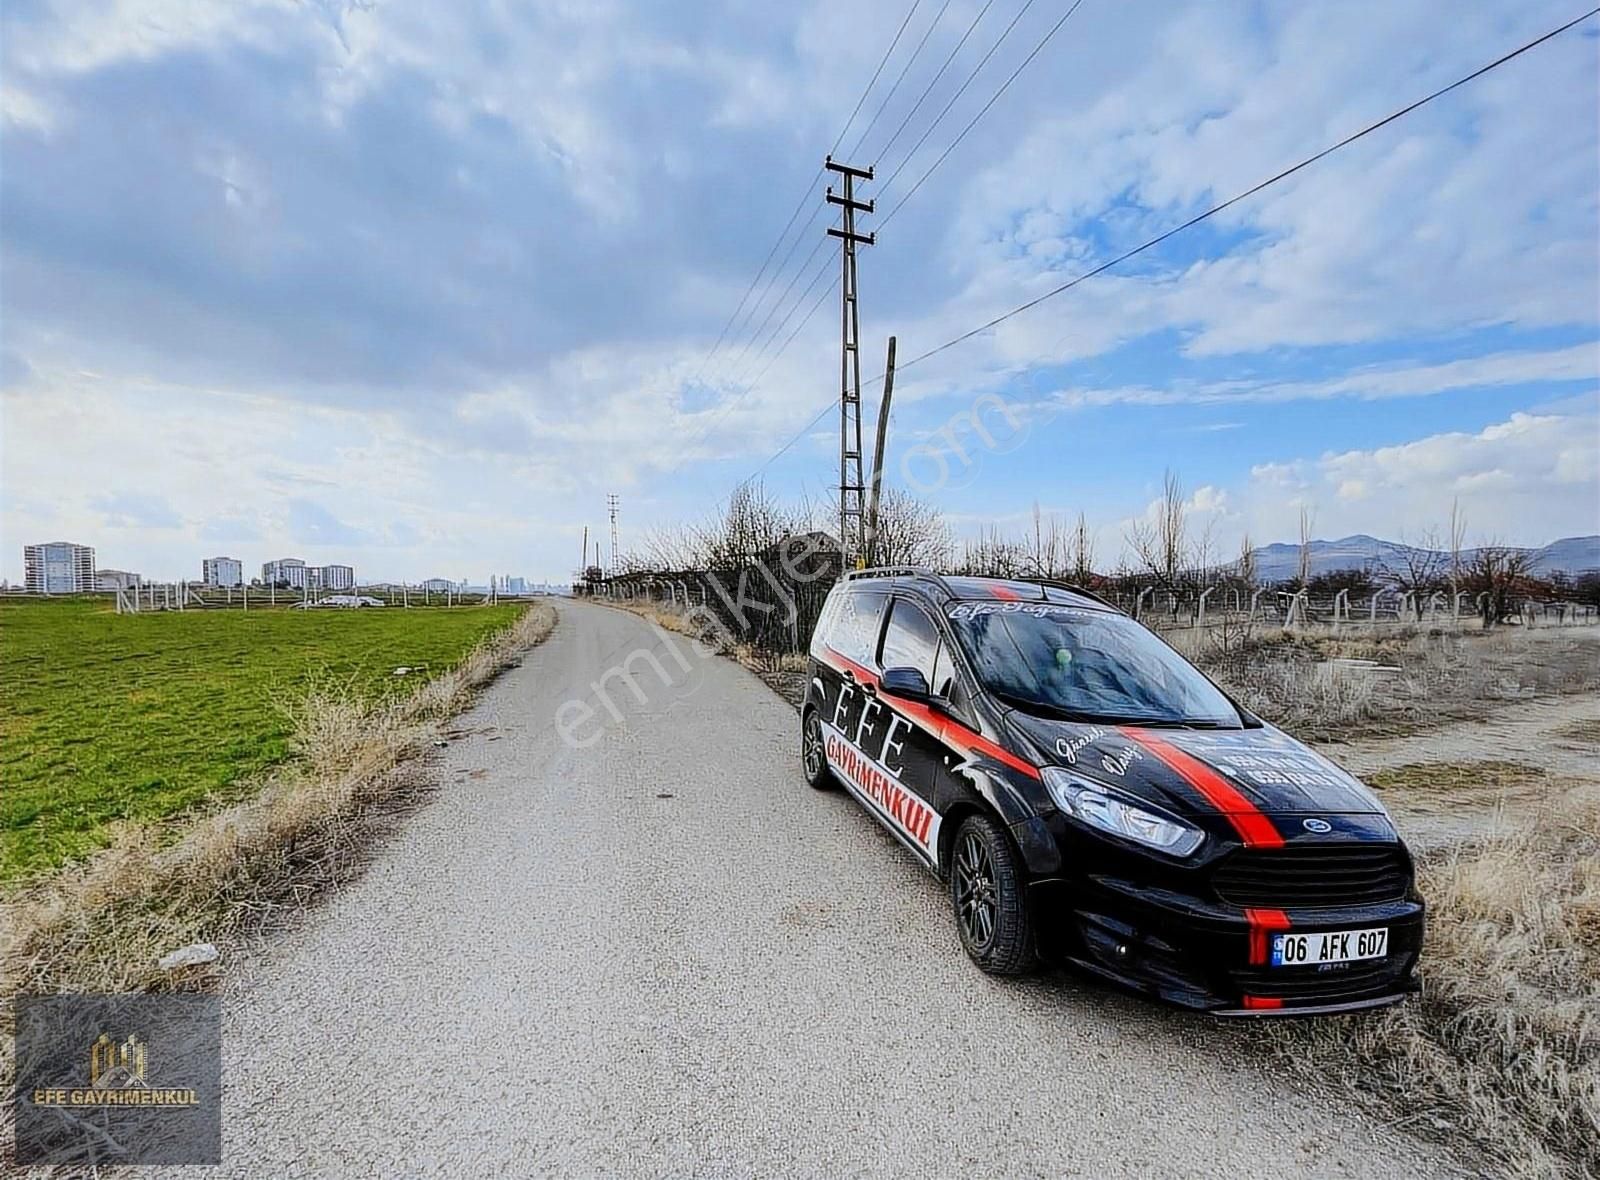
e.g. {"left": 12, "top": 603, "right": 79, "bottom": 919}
{"left": 1041, "top": 767, "right": 1204, "bottom": 857}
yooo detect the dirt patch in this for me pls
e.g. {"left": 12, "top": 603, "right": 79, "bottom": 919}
{"left": 1191, "top": 624, "right": 1600, "bottom": 743}
{"left": 1554, "top": 717, "right": 1600, "bottom": 745}
{"left": 1368, "top": 759, "right": 1553, "bottom": 809}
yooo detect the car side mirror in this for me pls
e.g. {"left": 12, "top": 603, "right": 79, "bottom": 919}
{"left": 880, "top": 666, "right": 931, "bottom": 702}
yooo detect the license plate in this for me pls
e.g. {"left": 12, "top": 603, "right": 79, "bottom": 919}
{"left": 1271, "top": 927, "right": 1387, "bottom": 967}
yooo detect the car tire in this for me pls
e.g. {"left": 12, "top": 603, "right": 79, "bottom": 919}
{"left": 950, "top": 812, "right": 1036, "bottom": 975}
{"left": 801, "top": 708, "right": 834, "bottom": 790}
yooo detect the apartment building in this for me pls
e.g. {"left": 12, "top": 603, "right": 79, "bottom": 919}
{"left": 202, "top": 556, "right": 244, "bottom": 587}
{"left": 23, "top": 541, "right": 96, "bottom": 594}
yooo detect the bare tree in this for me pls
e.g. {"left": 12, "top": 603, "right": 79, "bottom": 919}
{"left": 1126, "top": 469, "right": 1189, "bottom": 592}
{"left": 1069, "top": 511, "right": 1096, "bottom": 584}
{"left": 870, "top": 488, "right": 953, "bottom": 569}
{"left": 956, "top": 526, "right": 1028, "bottom": 579}
{"left": 1296, "top": 505, "right": 1317, "bottom": 588}
{"left": 1023, "top": 502, "right": 1063, "bottom": 579}
{"left": 1191, "top": 517, "right": 1218, "bottom": 587}
{"left": 1448, "top": 497, "right": 1467, "bottom": 601}
{"left": 1465, "top": 542, "right": 1535, "bottom": 627}
{"left": 1381, "top": 528, "right": 1448, "bottom": 620}
{"left": 1237, "top": 531, "right": 1258, "bottom": 589}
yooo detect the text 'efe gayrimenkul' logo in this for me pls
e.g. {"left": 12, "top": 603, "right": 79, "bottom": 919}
{"left": 32, "top": 1032, "right": 200, "bottom": 1108}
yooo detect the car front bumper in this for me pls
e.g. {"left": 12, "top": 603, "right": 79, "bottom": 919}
{"left": 1028, "top": 872, "right": 1425, "bottom": 1016}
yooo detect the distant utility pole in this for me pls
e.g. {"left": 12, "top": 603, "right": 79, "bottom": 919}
{"left": 864, "top": 335, "right": 897, "bottom": 568}
{"left": 607, "top": 493, "right": 620, "bottom": 576}
{"left": 826, "top": 155, "right": 874, "bottom": 569}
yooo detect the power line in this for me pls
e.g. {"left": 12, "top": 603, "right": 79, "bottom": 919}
{"left": 874, "top": 0, "right": 1001, "bottom": 166}
{"left": 830, "top": 0, "right": 926, "bottom": 158}
{"left": 847, "top": 0, "right": 957, "bottom": 160}
{"left": 722, "top": 228, "right": 834, "bottom": 378}
{"left": 707, "top": 0, "right": 1091, "bottom": 471}
{"left": 741, "top": 6, "right": 1600, "bottom": 484}
{"left": 720, "top": 0, "right": 1070, "bottom": 389}
{"left": 889, "top": 5, "right": 1600, "bottom": 376}
{"left": 683, "top": 0, "right": 928, "bottom": 388}
{"left": 878, "top": 0, "right": 1040, "bottom": 195}
{"left": 880, "top": 0, "right": 1087, "bottom": 228}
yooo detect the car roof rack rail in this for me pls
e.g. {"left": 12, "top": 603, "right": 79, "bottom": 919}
{"left": 843, "top": 566, "right": 957, "bottom": 597}
{"left": 1019, "top": 577, "right": 1124, "bottom": 612}
{"left": 846, "top": 566, "right": 1122, "bottom": 612}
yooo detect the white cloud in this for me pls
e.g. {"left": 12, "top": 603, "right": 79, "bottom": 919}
{"left": 1236, "top": 407, "right": 1600, "bottom": 547}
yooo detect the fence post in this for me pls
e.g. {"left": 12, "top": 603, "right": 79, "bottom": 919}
{"left": 1197, "top": 587, "right": 1213, "bottom": 628}
{"left": 1334, "top": 588, "right": 1349, "bottom": 624}
{"left": 1134, "top": 587, "right": 1153, "bottom": 621}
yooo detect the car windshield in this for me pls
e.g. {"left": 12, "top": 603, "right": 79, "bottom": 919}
{"left": 946, "top": 601, "right": 1244, "bottom": 727}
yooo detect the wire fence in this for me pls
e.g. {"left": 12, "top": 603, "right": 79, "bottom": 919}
{"left": 585, "top": 570, "right": 1600, "bottom": 657}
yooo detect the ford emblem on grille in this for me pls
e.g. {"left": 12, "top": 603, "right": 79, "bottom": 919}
{"left": 1302, "top": 817, "right": 1333, "bottom": 834}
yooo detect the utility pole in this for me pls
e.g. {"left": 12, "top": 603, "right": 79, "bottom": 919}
{"left": 607, "top": 494, "right": 620, "bottom": 576}
{"left": 826, "top": 155, "right": 874, "bottom": 569}
{"left": 864, "top": 335, "right": 896, "bottom": 568}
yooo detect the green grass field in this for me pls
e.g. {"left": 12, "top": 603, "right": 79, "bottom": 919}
{"left": 0, "top": 597, "right": 524, "bottom": 882}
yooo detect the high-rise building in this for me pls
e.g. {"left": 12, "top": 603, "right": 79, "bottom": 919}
{"left": 202, "top": 556, "right": 243, "bottom": 587}
{"left": 262, "top": 558, "right": 308, "bottom": 588}
{"left": 317, "top": 564, "right": 355, "bottom": 591}
{"left": 23, "top": 542, "right": 96, "bottom": 594}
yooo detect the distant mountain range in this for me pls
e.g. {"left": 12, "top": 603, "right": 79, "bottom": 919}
{"left": 1246, "top": 534, "right": 1600, "bottom": 583}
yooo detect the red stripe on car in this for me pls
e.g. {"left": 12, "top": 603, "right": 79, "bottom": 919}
{"left": 987, "top": 583, "right": 1021, "bottom": 600}
{"left": 1245, "top": 907, "right": 1291, "bottom": 966}
{"left": 1241, "top": 995, "right": 1283, "bottom": 1011}
{"left": 1118, "top": 728, "right": 1285, "bottom": 848}
{"left": 821, "top": 647, "right": 1041, "bottom": 781}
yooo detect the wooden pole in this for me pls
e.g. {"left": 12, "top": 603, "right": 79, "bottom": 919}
{"left": 864, "top": 335, "right": 896, "bottom": 568}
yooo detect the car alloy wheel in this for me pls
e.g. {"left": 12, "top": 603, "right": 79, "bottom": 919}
{"left": 949, "top": 813, "right": 1036, "bottom": 975}
{"left": 801, "top": 710, "right": 832, "bottom": 790}
{"left": 954, "top": 831, "right": 998, "bottom": 950}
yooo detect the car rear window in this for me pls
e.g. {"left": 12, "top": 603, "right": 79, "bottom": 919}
{"left": 815, "top": 589, "right": 887, "bottom": 665}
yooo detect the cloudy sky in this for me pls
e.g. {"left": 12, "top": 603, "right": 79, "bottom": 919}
{"left": 2, "top": 0, "right": 1597, "bottom": 583}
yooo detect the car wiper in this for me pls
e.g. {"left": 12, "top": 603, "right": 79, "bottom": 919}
{"left": 989, "top": 691, "right": 1109, "bottom": 725}
{"left": 1119, "top": 717, "right": 1242, "bottom": 730}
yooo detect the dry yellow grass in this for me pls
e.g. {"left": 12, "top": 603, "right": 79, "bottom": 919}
{"left": 1256, "top": 783, "right": 1600, "bottom": 1178}
{"left": 0, "top": 601, "right": 556, "bottom": 1000}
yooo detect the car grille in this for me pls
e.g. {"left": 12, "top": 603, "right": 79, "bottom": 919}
{"left": 1212, "top": 843, "right": 1408, "bottom": 908}
{"left": 1231, "top": 959, "right": 1403, "bottom": 1004}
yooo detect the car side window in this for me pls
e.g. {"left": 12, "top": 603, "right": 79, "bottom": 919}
{"left": 879, "top": 598, "right": 940, "bottom": 684}
{"left": 830, "top": 590, "right": 887, "bottom": 665}
{"left": 930, "top": 638, "right": 955, "bottom": 699}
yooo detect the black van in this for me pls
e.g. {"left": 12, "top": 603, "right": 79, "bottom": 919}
{"left": 800, "top": 569, "right": 1423, "bottom": 1015}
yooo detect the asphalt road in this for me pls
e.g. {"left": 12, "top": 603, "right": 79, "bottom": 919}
{"left": 189, "top": 601, "right": 1453, "bottom": 1177}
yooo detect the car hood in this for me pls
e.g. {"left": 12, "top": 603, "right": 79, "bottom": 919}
{"left": 1005, "top": 712, "right": 1387, "bottom": 817}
